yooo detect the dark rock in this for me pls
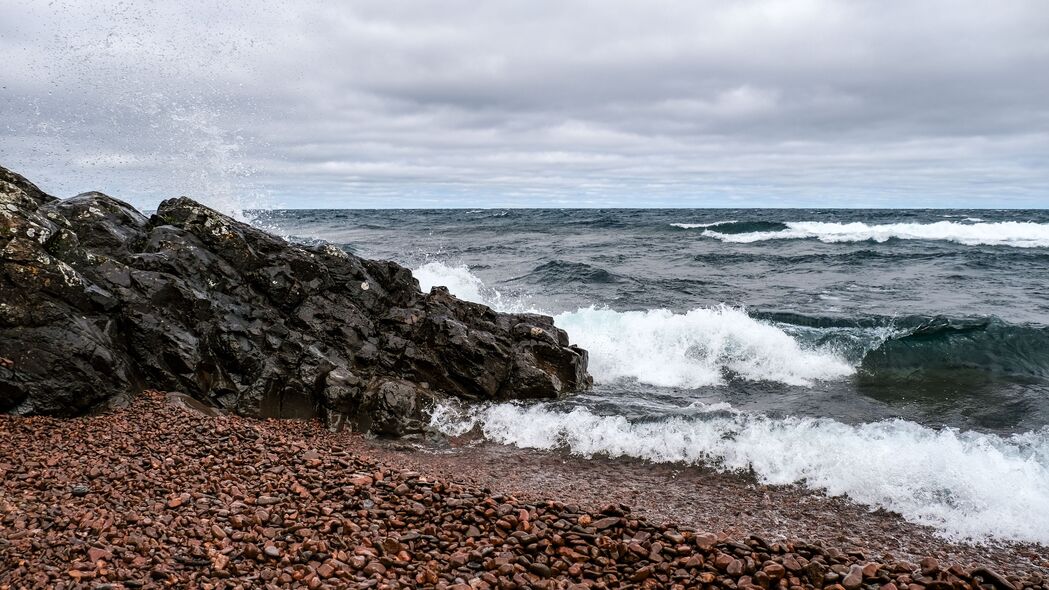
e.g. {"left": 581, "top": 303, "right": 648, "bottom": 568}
{"left": 971, "top": 568, "right": 1016, "bottom": 590}
{"left": 843, "top": 564, "right": 865, "bottom": 590}
{"left": 920, "top": 557, "right": 940, "bottom": 575}
{"left": 0, "top": 165, "right": 591, "bottom": 434}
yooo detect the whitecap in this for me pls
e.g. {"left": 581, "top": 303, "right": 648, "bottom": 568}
{"left": 703, "top": 221, "right": 1049, "bottom": 248}
{"left": 670, "top": 220, "right": 737, "bottom": 229}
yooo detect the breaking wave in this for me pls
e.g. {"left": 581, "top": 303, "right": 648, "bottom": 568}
{"left": 553, "top": 306, "right": 854, "bottom": 388}
{"left": 414, "top": 261, "right": 1048, "bottom": 387}
{"left": 415, "top": 262, "right": 853, "bottom": 388}
{"left": 690, "top": 220, "right": 1049, "bottom": 248}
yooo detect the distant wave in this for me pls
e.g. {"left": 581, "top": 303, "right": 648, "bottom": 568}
{"left": 691, "top": 220, "right": 1049, "bottom": 248}
{"left": 514, "top": 260, "right": 632, "bottom": 285}
{"left": 683, "top": 220, "right": 789, "bottom": 234}
{"left": 430, "top": 402, "right": 1049, "bottom": 544}
{"left": 670, "top": 220, "right": 737, "bottom": 229}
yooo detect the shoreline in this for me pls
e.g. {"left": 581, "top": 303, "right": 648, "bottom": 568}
{"left": 356, "top": 437, "right": 1049, "bottom": 577}
{"left": 2, "top": 392, "right": 1045, "bottom": 589}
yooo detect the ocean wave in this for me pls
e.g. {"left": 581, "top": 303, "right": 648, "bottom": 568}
{"left": 862, "top": 317, "right": 1049, "bottom": 380}
{"left": 553, "top": 306, "right": 854, "bottom": 388}
{"left": 670, "top": 220, "right": 737, "bottom": 229}
{"left": 430, "top": 402, "right": 1049, "bottom": 544}
{"left": 413, "top": 261, "right": 1049, "bottom": 387}
{"left": 686, "top": 220, "right": 789, "bottom": 234}
{"left": 414, "top": 261, "right": 854, "bottom": 388}
{"left": 513, "top": 260, "right": 632, "bottom": 285}
{"left": 701, "top": 221, "right": 1049, "bottom": 248}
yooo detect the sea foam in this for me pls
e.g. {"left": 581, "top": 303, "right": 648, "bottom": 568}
{"left": 670, "top": 220, "right": 737, "bottom": 229}
{"left": 413, "top": 261, "right": 536, "bottom": 314}
{"left": 554, "top": 306, "right": 853, "bottom": 388}
{"left": 700, "top": 221, "right": 1049, "bottom": 248}
{"left": 415, "top": 262, "right": 853, "bottom": 388}
{"left": 430, "top": 402, "right": 1049, "bottom": 544}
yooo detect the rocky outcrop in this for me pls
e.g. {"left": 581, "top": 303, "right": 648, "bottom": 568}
{"left": 0, "top": 165, "right": 590, "bottom": 434}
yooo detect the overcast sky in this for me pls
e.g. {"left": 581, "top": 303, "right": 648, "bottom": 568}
{"left": 1, "top": 1, "right": 1048, "bottom": 210}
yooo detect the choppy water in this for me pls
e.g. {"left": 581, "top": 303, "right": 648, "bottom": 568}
{"left": 255, "top": 208, "right": 1049, "bottom": 544}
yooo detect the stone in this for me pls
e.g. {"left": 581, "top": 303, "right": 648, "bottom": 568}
{"left": 0, "top": 165, "right": 591, "bottom": 434}
{"left": 920, "top": 557, "right": 939, "bottom": 575}
{"left": 363, "top": 561, "right": 386, "bottom": 575}
{"left": 591, "top": 516, "right": 620, "bottom": 530}
{"left": 842, "top": 564, "right": 865, "bottom": 590}
{"left": 763, "top": 563, "right": 786, "bottom": 579}
{"left": 695, "top": 532, "right": 718, "bottom": 551}
{"left": 972, "top": 568, "right": 1016, "bottom": 590}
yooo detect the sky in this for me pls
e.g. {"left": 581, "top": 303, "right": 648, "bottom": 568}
{"left": 1, "top": 0, "right": 1048, "bottom": 210}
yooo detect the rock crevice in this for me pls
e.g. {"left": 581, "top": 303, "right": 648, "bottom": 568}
{"left": 0, "top": 165, "right": 591, "bottom": 433}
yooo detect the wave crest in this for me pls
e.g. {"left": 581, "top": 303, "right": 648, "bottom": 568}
{"left": 701, "top": 221, "right": 1049, "bottom": 248}
{"left": 553, "top": 306, "right": 854, "bottom": 388}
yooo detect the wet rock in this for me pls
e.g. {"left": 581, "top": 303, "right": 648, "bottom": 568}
{"left": 843, "top": 564, "right": 865, "bottom": 590}
{"left": 972, "top": 568, "right": 1016, "bottom": 590}
{"left": 921, "top": 557, "right": 940, "bottom": 575}
{"left": 0, "top": 165, "right": 591, "bottom": 433}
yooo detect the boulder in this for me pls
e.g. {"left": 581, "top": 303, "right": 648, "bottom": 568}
{"left": 0, "top": 165, "right": 591, "bottom": 434}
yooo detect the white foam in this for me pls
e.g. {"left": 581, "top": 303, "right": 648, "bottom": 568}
{"left": 670, "top": 220, "right": 737, "bottom": 229}
{"left": 414, "top": 261, "right": 491, "bottom": 305}
{"left": 412, "top": 262, "right": 853, "bottom": 388}
{"left": 703, "top": 221, "right": 1049, "bottom": 248}
{"left": 430, "top": 402, "right": 1049, "bottom": 544}
{"left": 554, "top": 306, "right": 854, "bottom": 388}
{"left": 413, "top": 261, "right": 536, "bottom": 314}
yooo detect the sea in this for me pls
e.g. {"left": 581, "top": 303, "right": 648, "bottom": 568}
{"left": 253, "top": 208, "right": 1049, "bottom": 546}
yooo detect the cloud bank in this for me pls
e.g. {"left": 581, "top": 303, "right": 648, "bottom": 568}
{"left": 1, "top": 0, "right": 1047, "bottom": 209}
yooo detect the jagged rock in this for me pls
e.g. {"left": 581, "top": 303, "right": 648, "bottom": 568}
{"left": 0, "top": 165, "right": 591, "bottom": 434}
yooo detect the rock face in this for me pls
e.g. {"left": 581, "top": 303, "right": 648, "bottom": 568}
{"left": 0, "top": 165, "right": 591, "bottom": 434}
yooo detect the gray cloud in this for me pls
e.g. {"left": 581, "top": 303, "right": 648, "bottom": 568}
{"left": 1, "top": 0, "right": 1047, "bottom": 210}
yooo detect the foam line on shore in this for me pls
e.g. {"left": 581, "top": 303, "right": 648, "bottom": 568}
{"left": 430, "top": 402, "right": 1049, "bottom": 545}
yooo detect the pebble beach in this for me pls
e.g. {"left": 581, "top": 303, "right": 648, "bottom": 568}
{"left": 2, "top": 392, "right": 1045, "bottom": 590}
